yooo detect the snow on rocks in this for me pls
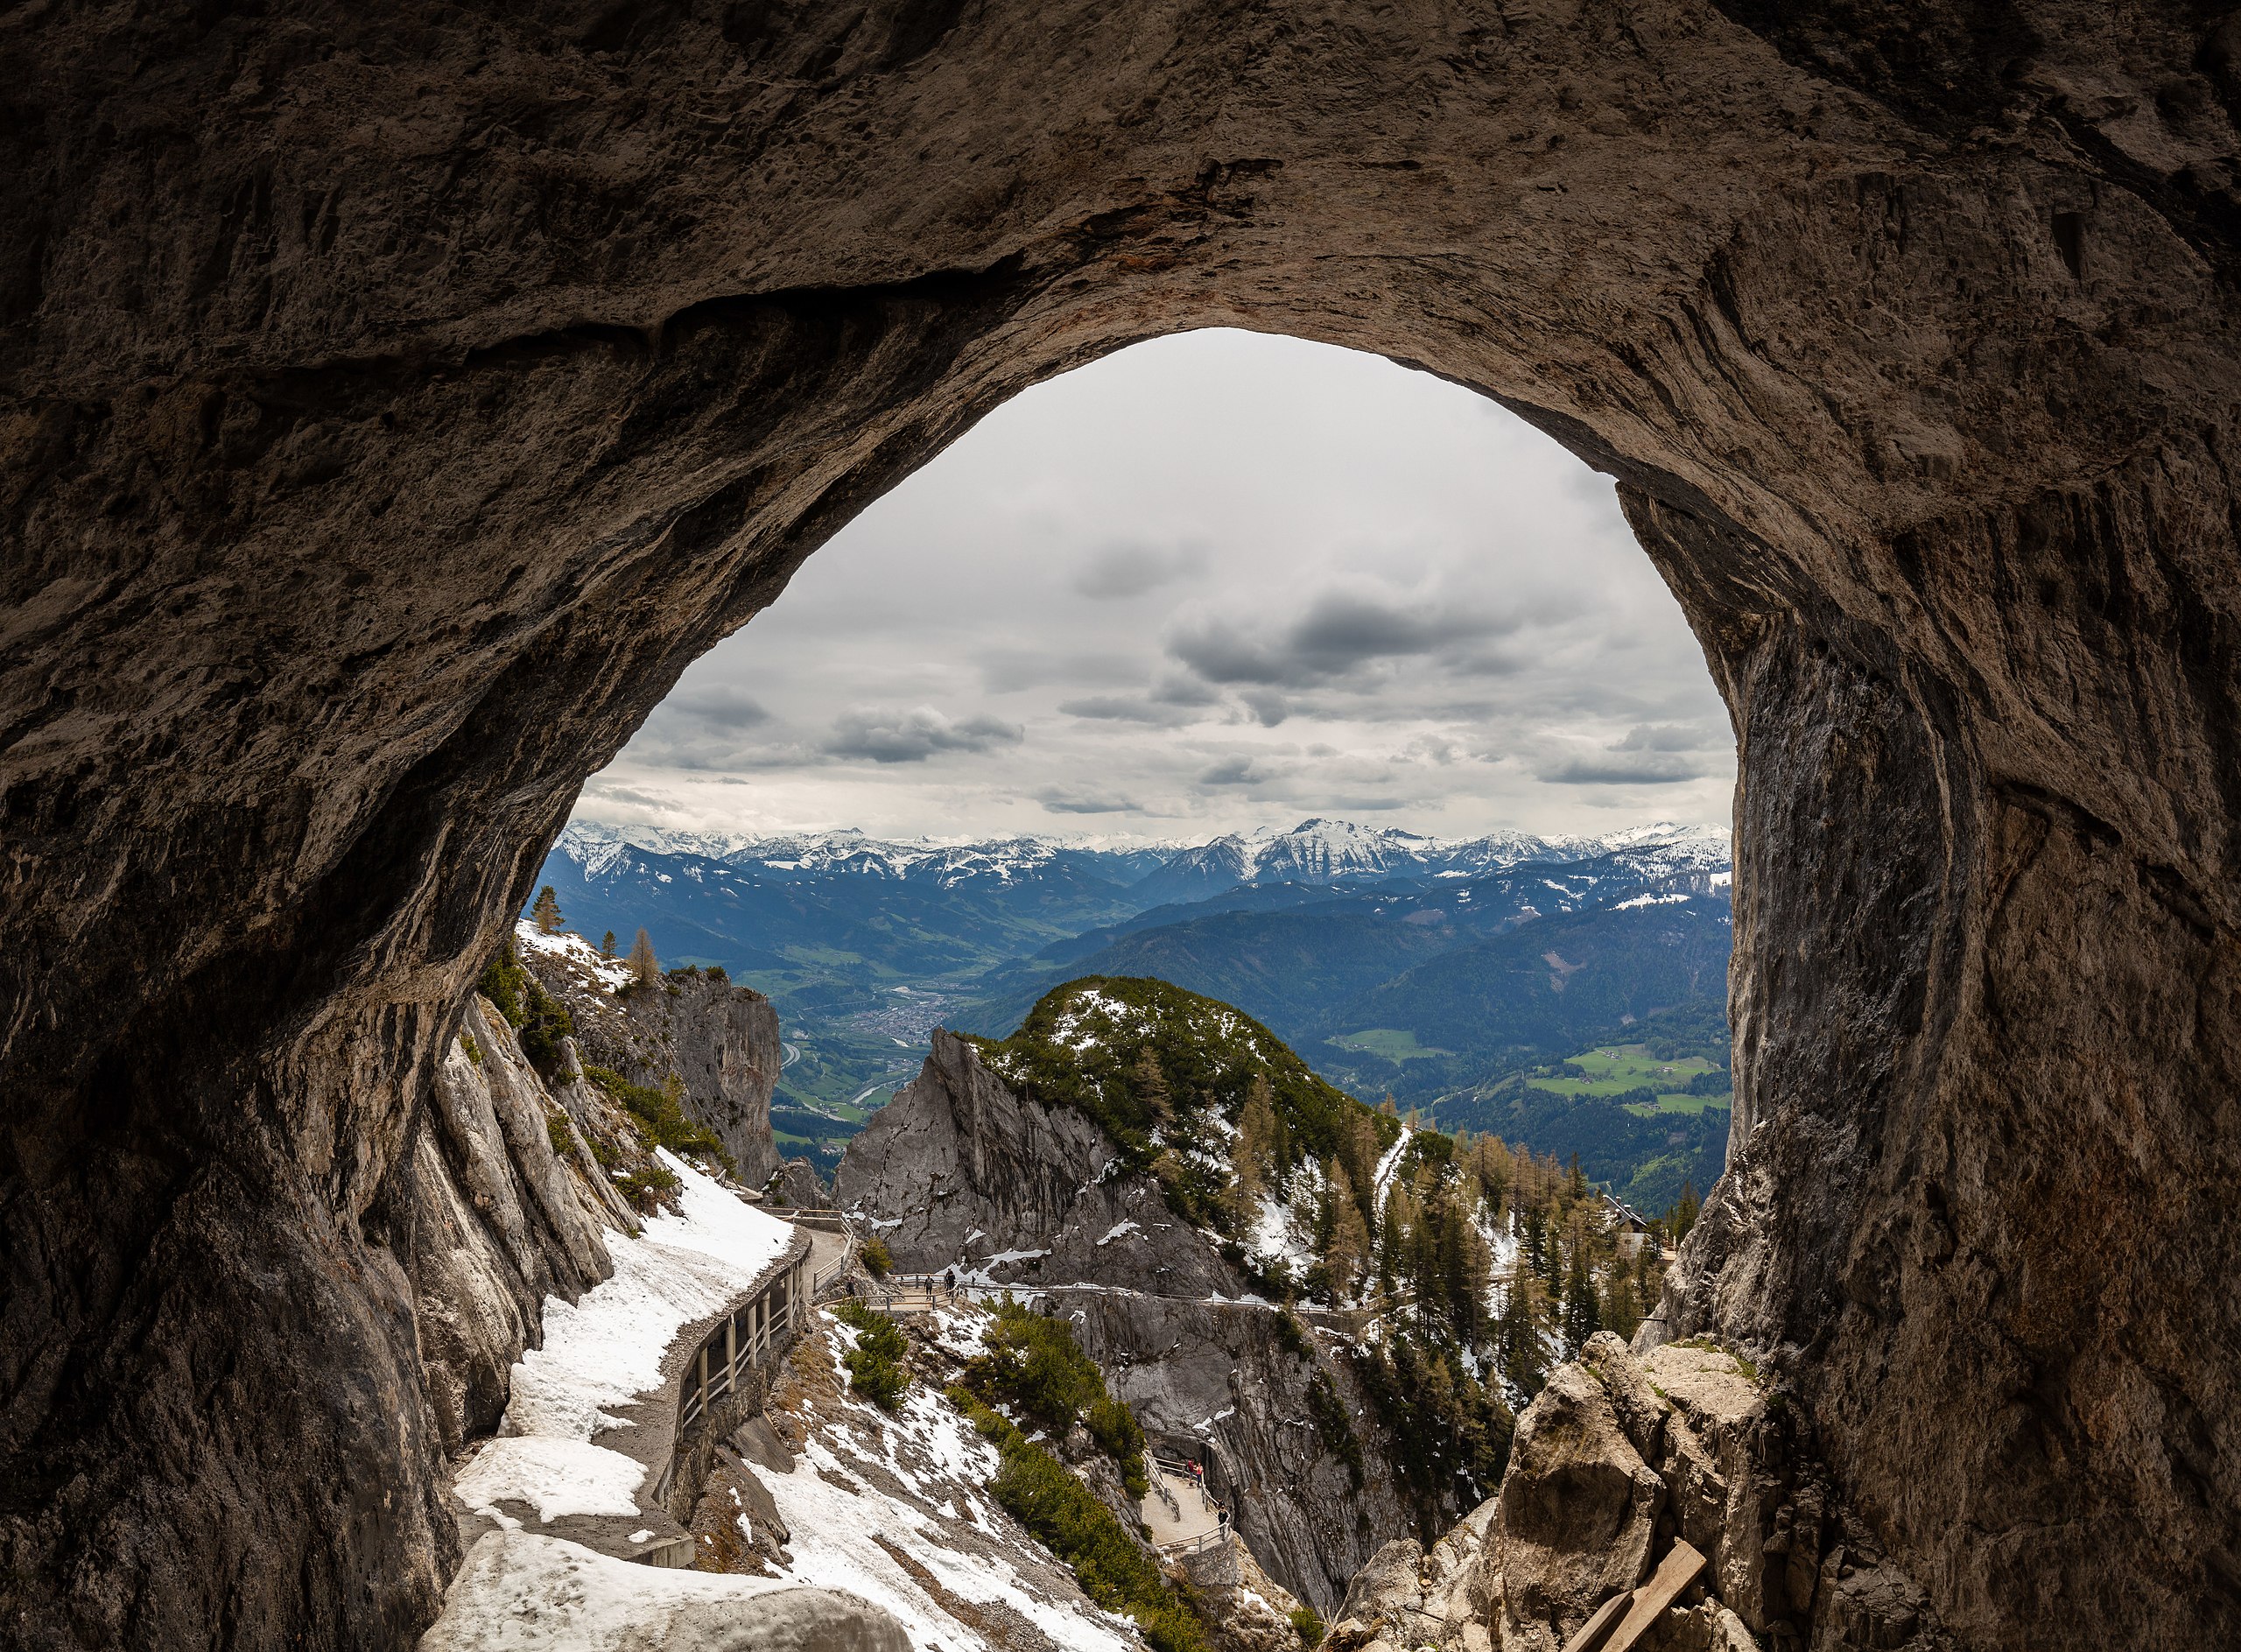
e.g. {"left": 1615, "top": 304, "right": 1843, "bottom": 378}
{"left": 513, "top": 920, "right": 632, "bottom": 991}
{"left": 419, "top": 1530, "right": 905, "bottom": 1652}
{"left": 502, "top": 1152, "right": 792, "bottom": 1446}
{"left": 748, "top": 1306, "right": 1151, "bottom": 1652}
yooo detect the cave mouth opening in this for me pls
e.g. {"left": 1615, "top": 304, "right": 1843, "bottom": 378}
{"left": 563, "top": 323, "right": 1743, "bottom": 1189}
{"left": 5, "top": 8, "right": 2238, "bottom": 1648}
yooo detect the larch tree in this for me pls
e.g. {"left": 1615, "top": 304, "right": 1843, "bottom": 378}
{"left": 530, "top": 885, "right": 563, "bottom": 933}
{"left": 1324, "top": 1159, "right": 1370, "bottom": 1302}
{"left": 628, "top": 927, "right": 660, "bottom": 988}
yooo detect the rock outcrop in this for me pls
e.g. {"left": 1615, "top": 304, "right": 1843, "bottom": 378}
{"left": 837, "top": 1029, "right": 1232, "bottom": 1296}
{"left": 839, "top": 1031, "right": 1419, "bottom": 1612}
{"left": 1324, "top": 1334, "right": 1946, "bottom": 1652}
{"left": 7, "top": 5, "right": 2241, "bottom": 1648}
{"left": 404, "top": 997, "right": 620, "bottom": 1454}
{"left": 523, "top": 937, "right": 783, "bottom": 1185}
{"left": 763, "top": 1157, "right": 830, "bottom": 1210}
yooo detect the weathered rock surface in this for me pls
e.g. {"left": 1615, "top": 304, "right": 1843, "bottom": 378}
{"left": 6, "top": 4, "right": 2241, "bottom": 1648}
{"left": 1326, "top": 1335, "right": 1951, "bottom": 1652}
{"left": 404, "top": 1001, "right": 619, "bottom": 1454}
{"left": 523, "top": 944, "right": 783, "bottom": 1185}
{"left": 839, "top": 1033, "right": 1421, "bottom": 1611}
{"left": 837, "top": 1029, "right": 1234, "bottom": 1296}
{"left": 764, "top": 1156, "right": 830, "bottom": 1210}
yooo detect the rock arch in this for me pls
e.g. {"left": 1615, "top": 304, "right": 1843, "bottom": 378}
{"left": 3, "top": 3, "right": 2237, "bottom": 1648}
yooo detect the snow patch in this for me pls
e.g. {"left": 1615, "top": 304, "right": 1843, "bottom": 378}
{"left": 453, "top": 1438, "right": 644, "bottom": 1524}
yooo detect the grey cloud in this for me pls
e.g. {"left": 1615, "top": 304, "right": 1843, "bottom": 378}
{"left": 1197, "top": 756, "right": 1289, "bottom": 787}
{"left": 1149, "top": 673, "right": 1224, "bottom": 707}
{"left": 1538, "top": 750, "right": 1711, "bottom": 784}
{"left": 1238, "top": 690, "right": 1290, "bottom": 727}
{"left": 1073, "top": 541, "right": 1206, "bottom": 599}
{"left": 824, "top": 706, "right": 1025, "bottom": 763}
{"left": 1057, "top": 695, "right": 1202, "bottom": 728}
{"left": 1617, "top": 722, "right": 1720, "bottom": 752}
{"left": 657, "top": 683, "right": 772, "bottom": 729}
{"left": 1168, "top": 587, "right": 1522, "bottom": 689}
{"left": 1036, "top": 784, "right": 1143, "bottom": 814}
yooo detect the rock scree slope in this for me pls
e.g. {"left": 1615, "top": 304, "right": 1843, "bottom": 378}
{"left": 4, "top": 4, "right": 2240, "bottom": 1648}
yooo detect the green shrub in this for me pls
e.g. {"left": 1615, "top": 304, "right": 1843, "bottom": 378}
{"left": 516, "top": 974, "right": 573, "bottom": 1076}
{"left": 859, "top": 1236, "right": 894, "bottom": 1277}
{"left": 582, "top": 1065, "right": 733, "bottom": 1172}
{"left": 950, "top": 1388, "right": 1210, "bottom": 1652}
{"left": 474, "top": 946, "right": 574, "bottom": 1075}
{"left": 964, "top": 976, "right": 1397, "bottom": 1185}
{"left": 461, "top": 1032, "right": 483, "bottom": 1066}
{"left": 1289, "top": 1606, "right": 1326, "bottom": 1647}
{"left": 613, "top": 1160, "right": 680, "bottom": 1212}
{"left": 477, "top": 949, "right": 527, "bottom": 1026}
{"left": 545, "top": 1111, "right": 574, "bottom": 1157}
{"left": 960, "top": 1300, "right": 1149, "bottom": 1497}
{"left": 834, "top": 1299, "right": 910, "bottom": 1411}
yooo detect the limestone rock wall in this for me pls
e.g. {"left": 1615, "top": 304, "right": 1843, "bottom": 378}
{"left": 5, "top": 4, "right": 2240, "bottom": 1647}
{"left": 523, "top": 947, "right": 783, "bottom": 1186}
{"left": 836, "top": 1029, "right": 1231, "bottom": 1295}
{"left": 404, "top": 998, "right": 622, "bottom": 1455}
{"left": 1324, "top": 1334, "right": 1945, "bottom": 1652}
{"left": 839, "top": 1032, "right": 1422, "bottom": 1612}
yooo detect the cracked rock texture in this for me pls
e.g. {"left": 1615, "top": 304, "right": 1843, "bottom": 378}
{"left": 4, "top": 2, "right": 2240, "bottom": 1648}
{"left": 839, "top": 1031, "right": 1422, "bottom": 1612}
{"left": 523, "top": 946, "right": 783, "bottom": 1185}
{"left": 1324, "top": 1334, "right": 1946, "bottom": 1652}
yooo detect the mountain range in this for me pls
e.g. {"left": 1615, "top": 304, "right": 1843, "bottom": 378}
{"left": 530, "top": 817, "right": 1735, "bottom": 1204}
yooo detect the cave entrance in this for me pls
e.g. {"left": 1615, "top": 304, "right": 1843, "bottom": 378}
{"left": 568, "top": 327, "right": 1740, "bottom": 1193}
{"left": 7, "top": 10, "right": 2238, "bottom": 1651}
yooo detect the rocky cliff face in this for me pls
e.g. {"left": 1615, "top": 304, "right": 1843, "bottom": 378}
{"left": 522, "top": 933, "right": 783, "bottom": 1186}
{"left": 838, "top": 1031, "right": 1418, "bottom": 1613}
{"left": 1324, "top": 1333, "right": 1943, "bottom": 1652}
{"left": 837, "top": 1029, "right": 1233, "bottom": 1296}
{"left": 7, "top": 4, "right": 2241, "bottom": 1648}
{"left": 404, "top": 996, "right": 620, "bottom": 1455}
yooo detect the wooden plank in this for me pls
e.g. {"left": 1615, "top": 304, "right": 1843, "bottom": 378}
{"left": 1559, "top": 1588, "right": 1634, "bottom": 1652}
{"left": 1602, "top": 1541, "right": 1710, "bottom": 1652}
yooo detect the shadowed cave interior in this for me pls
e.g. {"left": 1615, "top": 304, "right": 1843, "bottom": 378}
{"left": 2, "top": 4, "right": 2238, "bottom": 1648}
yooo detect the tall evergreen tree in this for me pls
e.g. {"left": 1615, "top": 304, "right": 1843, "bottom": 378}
{"left": 1496, "top": 1253, "right": 1546, "bottom": 1398}
{"left": 1563, "top": 1247, "right": 1602, "bottom": 1354}
{"left": 628, "top": 927, "right": 660, "bottom": 988}
{"left": 1131, "top": 1048, "right": 1174, "bottom": 1132}
{"left": 600, "top": 930, "right": 616, "bottom": 959}
{"left": 1324, "top": 1158, "right": 1370, "bottom": 1303}
{"left": 530, "top": 885, "right": 563, "bottom": 933}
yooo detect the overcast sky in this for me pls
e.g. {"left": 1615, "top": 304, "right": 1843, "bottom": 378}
{"left": 576, "top": 329, "right": 1736, "bottom": 842}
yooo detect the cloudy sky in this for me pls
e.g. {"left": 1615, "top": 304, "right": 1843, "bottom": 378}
{"left": 576, "top": 329, "right": 1736, "bottom": 842}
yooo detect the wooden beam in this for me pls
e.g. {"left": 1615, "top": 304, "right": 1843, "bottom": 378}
{"left": 1559, "top": 1588, "right": 1634, "bottom": 1652}
{"left": 1600, "top": 1541, "right": 1709, "bottom": 1652}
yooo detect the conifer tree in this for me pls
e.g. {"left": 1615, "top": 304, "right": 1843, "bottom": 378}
{"left": 530, "top": 885, "right": 563, "bottom": 933}
{"left": 1131, "top": 1048, "right": 1175, "bottom": 1133}
{"left": 1324, "top": 1158, "right": 1370, "bottom": 1302}
{"left": 1668, "top": 1180, "right": 1702, "bottom": 1246}
{"left": 1496, "top": 1252, "right": 1546, "bottom": 1398}
{"left": 600, "top": 930, "right": 616, "bottom": 959}
{"left": 1239, "top": 1075, "right": 1277, "bottom": 1179}
{"left": 1563, "top": 1246, "right": 1602, "bottom": 1354}
{"left": 1344, "top": 1112, "right": 1382, "bottom": 1229}
{"left": 628, "top": 927, "right": 660, "bottom": 988}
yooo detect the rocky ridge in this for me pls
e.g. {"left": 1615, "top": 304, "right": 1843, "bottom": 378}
{"left": 1324, "top": 1333, "right": 1942, "bottom": 1652}
{"left": 837, "top": 1025, "right": 1420, "bottom": 1613}
{"left": 520, "top": 924, "right": 784, "bottom": 1186}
